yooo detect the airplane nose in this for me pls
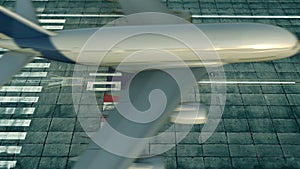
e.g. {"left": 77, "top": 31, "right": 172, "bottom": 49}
{"left": 199, "top": 23, "right": 299, "bottom": 63}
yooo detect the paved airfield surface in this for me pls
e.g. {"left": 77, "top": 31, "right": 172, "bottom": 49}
{"left": 0, "top": 0, "right": 300, "bottom": 168}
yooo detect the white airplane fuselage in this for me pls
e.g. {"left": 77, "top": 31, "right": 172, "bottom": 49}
{"left": 0, "top": 23, "right": 299, "bottom": 69}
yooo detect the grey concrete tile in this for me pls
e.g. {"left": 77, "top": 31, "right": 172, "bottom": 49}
{"left": 41, "top": 86, "right": 60, "bottom": 94}
{"left": 235, "top": 72, "right": 257, "bottom": 80}
{"left": 200, "top": 132, "right": 227, "bottom": 144}
{"left": 57, "top": 93, "right": 75, "bottom": 105}
{"left": 177, "top": 157, "right": 204, "bottom": 169}
{"left": 205, "top": 113, "right": 226, "bottom": 127}
{"left": 278, "top": 133, "right": 300, "bottom": 145}
{"left": 65, "top": 18, "right": 80, "bottom": 25}
{"left": 255, "top": 145, "right": 283, "bottom": 157}
{"left": 223, "top": 64, "right": 234, "bottom": 71}
{"left": 290, "top": 54, "right": 300, "bottom": 62}
{"left": 14, "top": 157, "right": 40, "bottom": 169}
{"left": 269, "top": 9, "right": 286, "bottom": 15}
{"left": 287, "top": 94, "right": 300, "bottom": 105}
{"left": 293, "top": 63, "right": 300, "bottom": 71}
{"left": 260, "top": 85, "right": 284, "bottom": 94}
{"left": 42, "top": 144, "right": 70, "bottom": 157}
{"left": 242, "top": 94, "right": 267, "bottom": 106}
{"left": 233, "top": 63, "right": 255, "bottom": 72}
{"left": 177, "top": 144, "right": 202, "bottom": 157}
{"left": 224, "top": 119, "right": 249, "bottom": 132}
{"left": 197, "top": 84, "right": 210, "bottom": 93}
{"left": 63, "top": 24, "right": 81, "bottom": 30}
{"left": 177, "top": 132, "right": 200, "bottom": 144}
{"left": 224, "top": 71, "right": 236, "bottom": 80}
{"left": 248, "top": 119, "right": 275, "bottom": 133}
{"left": 46, "top": 132, "right": 73, "bottom": 144}
{"left": 20, "top": 144, "right": 43, "bottom": 156}
{"left": 283, "top": 85, "right": 300, "bottom": 94}
{"left": 258, "top": 157, "right": 287, "bottom": 169}
{"left": 33, "top": 105, "right": 55, "bottom": 118}
{"left": 163, "top": 157, "right": 177, "bottom": 169}
{"left": 38, "top": 157, "right": 67, "bottom": 169}
{"left": 286, "top": 157, "right": 300, "bottom": 169}
{"left": 244, "top": 106, "right": 270, "bottom": 118}
{"left": 268, "top": 106, "right": 294, "bottom": 119}
{"left": 232, "top": 158, "right": 259, "bottom": 169}
{"left": 282, "top": 145, "right": 300, "bottom": 157}
{"left": 264, "top": 94, "right": 290, "bottom": 106}
{"left": 50, "top": 118, "right": 76, "bottom": 132}
{"left": 222, "top": 106, "right": 246, "bottom": 119}
{"left": 229, "top": 145, "right": 256, "bottom": 157}
{"left": 53, "top": 105, "right": 77, "bottom": 118}
{"left": 37, "top": 93, "right": 59, "bottom": 104}
{"left": 273, "top": 119, "right": 299, "bottom": 133}
{"left": 292, "top": 106, "right": 300, "bottom": 119}
{"left": 256, "top": 72, "right": 278, "bottom": 79}
{"left": 225, "top": 94, "right": 244, "bottom": 106}
{"left": 203, "top": 144, "right": 229, "bottom": 157}
{"left": 274, "top": 63, "right": 296, "bottom": 72}
{"left": 28, "top": 118, "right": 51, "bottom": 132}
{"left": 252, "top": 133, "right": 279, "bottom": 144}
{"left": 204, "top": 157, "right": 232, "bottom": 169}
{"left": 226, "top": 85, "right": 240, "bottom": 93}
{"left": 22, "top": 132, "right": 47, "bottom": 144}
{"left": 277, "top": 72, "right": 300, "bottom": 80}
{"left": 227, "top": 132, "right": 253, "bottom": 144}
{"left": 239, "top": 85, "right": 262, "bottom": 94}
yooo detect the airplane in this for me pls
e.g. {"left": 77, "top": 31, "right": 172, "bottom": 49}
{"left": 0, "top": 0, "right": 299, "bottom": 169}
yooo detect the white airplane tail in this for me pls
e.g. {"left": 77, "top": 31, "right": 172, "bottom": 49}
{"left": 0, "top": 0, "right": 55, "bottom": 39}
{"left": 0, "top": 0, "right": 54, "bottom": 87}
{"left": 15, "top": 0, "right": 39, "bottom": 24}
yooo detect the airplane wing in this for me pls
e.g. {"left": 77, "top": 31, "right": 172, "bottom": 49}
{"left": 116, "top": 0, "right": 191, "bottom": 24}
{"left": 0, "top": 51, "right": 34, "bottom": 87}
{"left": 73, "top": 67, "right": 206, "bottom": 169}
